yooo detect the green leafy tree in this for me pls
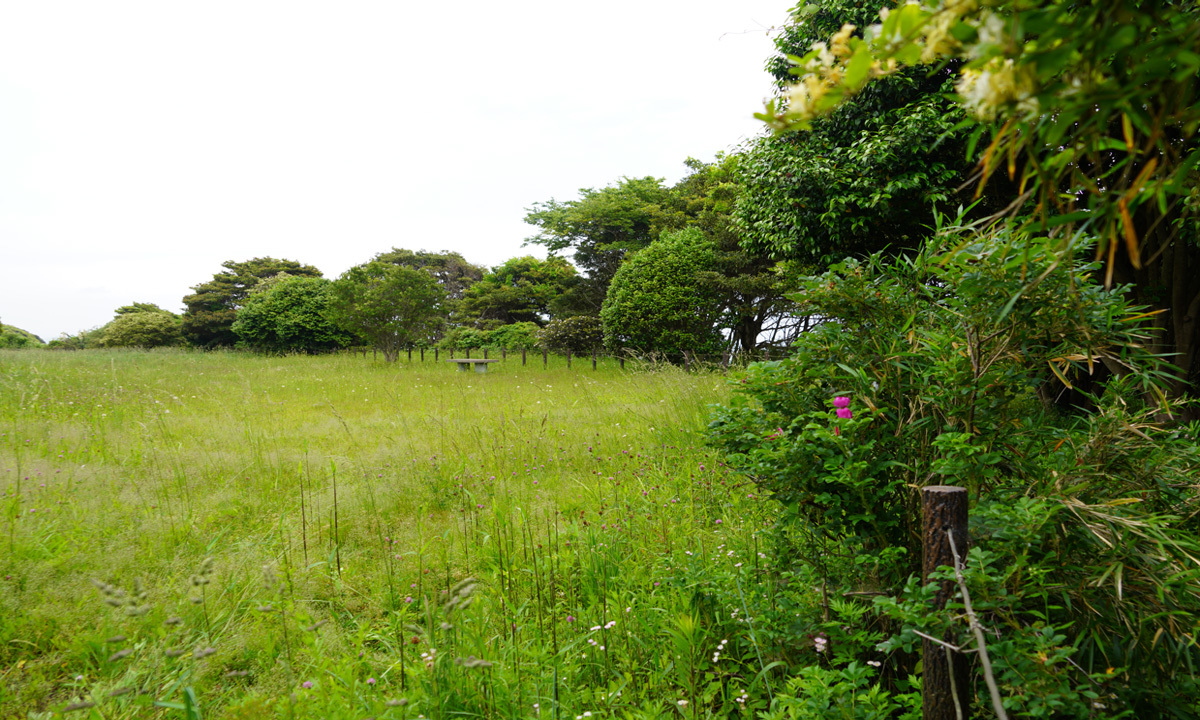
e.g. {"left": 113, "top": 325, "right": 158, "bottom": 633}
{"left": 372, "top": 248, "right": 485, "bottom": 302}
{"left": 675, "top": 155, "right": 807, "bottom": 351}
{"left": 458, "top": 256, "right": 578, "bottom": 328}
{"left": 732, "top": 0, "right": 1006, "bottom": 266}
{"left": 766, "top": 0, "right": 1200, "bottom": 396}
{"left": 231, "top": 276, "right": 351, "bottom": 354}
{"left": 181, "top": 258, "right": 322, "bottom": 347}
{"left": 600, "top": 228, "right": 724, "bottom": 359}
{"left": 328, "top": 262, "right": 446, "bottom": 362}
{"left": 525, "top": 177, "right": 685, "bottom": 311}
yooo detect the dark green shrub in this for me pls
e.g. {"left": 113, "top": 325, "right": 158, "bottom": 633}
{"left": 232, "top": 276, "right": 351, "bottom": 354}
{"left": 99, "top": 312, "right": 182, "bottom": 348}
{"left": 485, "top": 322, "right": 540, "bottom": 350}
{"left": 537, "top": 315, "right": 603, "bottom": 354}
{"left": 437, "top": 327, "right": 489, "bottom": 351}
{"left": 600, "top": 228, "right": 724, "bottom": 360}
{"left": 709, "top": 224, "right": 1200, "bottom": 716}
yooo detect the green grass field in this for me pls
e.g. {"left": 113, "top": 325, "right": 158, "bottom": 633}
{"left": 1, "top": 349, "right": 784, "bottom": 719}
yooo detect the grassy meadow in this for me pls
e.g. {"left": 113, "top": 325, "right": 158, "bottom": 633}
{"left": 0, "top": 349, "right": 793, "bottom": 719}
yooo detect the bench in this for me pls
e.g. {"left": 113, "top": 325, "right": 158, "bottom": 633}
{"left": 448, "top": 358, "right": 501, "bottom": 374}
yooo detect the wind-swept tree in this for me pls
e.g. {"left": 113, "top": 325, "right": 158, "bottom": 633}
{"left": 182, "top": 258, "right": 322, "bottom": 347}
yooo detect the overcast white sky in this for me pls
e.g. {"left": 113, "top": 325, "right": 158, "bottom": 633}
{"left": 0, "top": 1, "right": 789, "bottom": 341}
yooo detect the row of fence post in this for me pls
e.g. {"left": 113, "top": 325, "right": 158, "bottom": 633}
{"left": 357, "top": 347, "right": 778, "bottom": 369}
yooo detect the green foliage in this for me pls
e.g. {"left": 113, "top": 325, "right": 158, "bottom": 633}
{"left": 763, "top": 663, "right": 918, "bottom": 720}
{"left": 114, "top": 302, "right": 173, "bottom": 316}
{"left": 182, "top": 258, "right": 323, "bottom": 348}
{"left": 485, "top": 321, "right": 540, "bottom": 350}
{"left": 436, "top": 327, "right": 489, "bottom": 351}
{"left": 372, "top": 248, "right": 485, "bottom": 301}
{"left": 536, "top": 315, "right": 604, "bottom": 355}
{"left": 0, "top": 321, "right": 43, "bottom": 348}
{"left": 436, "top": 322, "right": 539, "bottom": 351}
{"left": 734, "top": 85, "right": 971, "bottom": 264}
{"left": 525, "top": 176, "right": 684, "bottom": 311}
{"left": 768, "top": 0, "right": 1200, "bottom": 395}
{"left": 709, "top": 223, "right": 1200, "bottom": 714}
{"left": 524, "top": 157, "right": 800, "bottom": 351}
{"left": 676, "top": 155, "right": 805, "bottom": 352}
{"left": 735, "top": 0, "right": 993, "bottom": 266}
{"left": 328, "top": 262, "right": 446, "bottom": 361}
{"left": 457, "top": 256, "right": 578, "bottom": 328}
{"left": 601, "top": 229, "right": 724, "bottom": 360}
{"left": 231, "top": 277, "right": 352, "bottom": 354}
{"left": 99, "top": 311, "right": 182, "bottom": 349}
{"left": 45, "top": 327, "right": 105, "bottom": 350}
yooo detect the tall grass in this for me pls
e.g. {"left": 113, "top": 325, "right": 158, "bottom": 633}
{"left": 0, "top": 349, "right": 783, "bottom": 718}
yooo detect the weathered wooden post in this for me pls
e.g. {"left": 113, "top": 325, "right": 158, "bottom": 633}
{"left": 483, "top": 348, "right": 488, "bottom": 360}
{"left": 522, "top": 348, "right": 527, "bottom": 366}
{"left": 684, "top": 351, "right": 691, "bottom": 372}
{"left": 421, "top": 347, "right": 425, "bottom": 362}
{"left": 466, "top": 347, "right": 471, "bottom": 359}
{"left": 543, "top": 349, "right": 548, "bottom": 368}
{"left": 592, "top": 349, "right": 597, "bottom": 370}
{"left": 408, "top": 348, "right": 412, "bottom": 362}
{"left": 619, "top": 356, "right": 625, "bottom": 370}
{"left": 922, "top": 485, "right": 970, "bottom": 720}
{"left": 502, "top": 347, "right": 506, "bottom": 362}
{"left": 567, "top": 349, "right": 572, "bottom": 369}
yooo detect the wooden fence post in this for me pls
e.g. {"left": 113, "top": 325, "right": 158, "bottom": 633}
{"left": 522, "top": 348, "right": 527, "bottom": 366}
{"left": 684, "top": 351, "right": 690, "bottom": 372}
{"left": 592, "top": 349, "right": 597, "bottom": 370}
{"left": 502, "top": 347, "right": 506, "bottom": 362}
{"left": 567, "top": 349, "right": 572, "bottom": 369}
{"left": 543, "top": 349, "right": 548, "bottom": 368}
{"left": 421, "top": 347, "right": 425, "bottom": 362}
{"left": 466, "top": 348, "right": 471, "bottom": 359}
{"left": 619, "top": 356, "right": 624, "bottom": 370}
{"left": 922, "top": 485, "right": 971, "bottom": 720}
{"left": 408, "top": 348, "right": 412, "bottom": 362}
{"left": 484, "top": 348, "right": 488, "bottom": 360}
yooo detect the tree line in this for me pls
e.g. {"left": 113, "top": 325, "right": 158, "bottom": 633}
{"left": 15, "top": 0, "right": 1199, "bottom": 401}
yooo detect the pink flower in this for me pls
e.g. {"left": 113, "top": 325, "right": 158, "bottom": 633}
{"left": 836, "top": 407, "right": 853, "bottom": 419}
{"left": 833, "top": 396, "right": 851, "bottom": 408}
